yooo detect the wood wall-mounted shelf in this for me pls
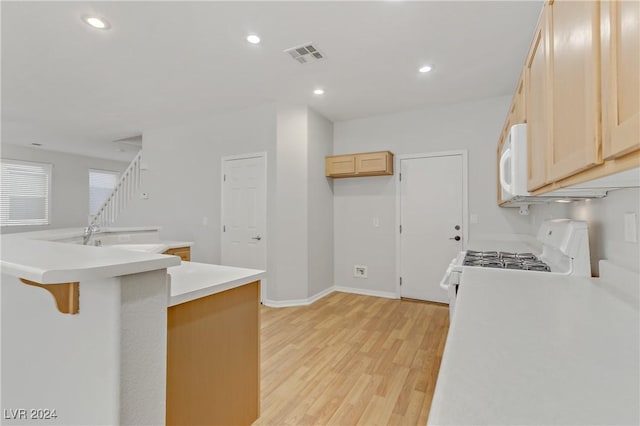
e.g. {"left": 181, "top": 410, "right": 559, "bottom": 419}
{"left": 325, "top": 151, "right": 394, "bottom": 178}
{"left": 20, "top": 279, "right": 79, "bottom": 315}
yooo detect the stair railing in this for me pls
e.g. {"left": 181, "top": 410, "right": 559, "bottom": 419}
{"left": 90, "top": 150, "right": 143, "bottom": 227}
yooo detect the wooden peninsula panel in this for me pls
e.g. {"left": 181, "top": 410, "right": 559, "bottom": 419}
{"left": 166, "top": 281, "right": 260, "bottom": 426}
{"left": 163, "top": 246, "right": 191, "bottom": 261}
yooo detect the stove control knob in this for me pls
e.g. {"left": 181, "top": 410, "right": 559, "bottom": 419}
{"left": 449, "top": 235, "right": 461, "bottom": 241}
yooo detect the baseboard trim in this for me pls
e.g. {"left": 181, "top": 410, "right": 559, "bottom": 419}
{"left": 334, "top": 286, "right": 399, "bottom": 300}
{"left": 262, "top": 285, "right": 399, "bottom": 308}
{"left": 262, "top": 286, "right": 334, "bottom": 308}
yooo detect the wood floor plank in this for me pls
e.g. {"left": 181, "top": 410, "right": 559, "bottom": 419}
{"left": 254, "top": 292, "right": 449, "bottom": 426}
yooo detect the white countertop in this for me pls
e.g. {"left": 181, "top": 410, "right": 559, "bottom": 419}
{"left": 428, "top": 263, "right": 639, "bottom": 425}
{"left": 1, "top": 227, "right": 181, "bottom": 283}
{"left": 168, "top": 262, "right": 265, "bottom": 306}
{"left": 106, "top": 240, "right": 193, "bottom": 254}
{"left": 161, "top": 240, "right": 193, "bottom": 249}
{"left": 3, "top": 226, "right": 162, "bottom": 242}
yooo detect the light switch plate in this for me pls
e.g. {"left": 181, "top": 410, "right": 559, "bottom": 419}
{"left": 624, "top": 213, "right": 637, "bottom": 243}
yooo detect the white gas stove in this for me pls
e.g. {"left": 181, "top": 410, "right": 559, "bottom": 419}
{"left": 440, "top": 219, "right": 592, "bottom": 320}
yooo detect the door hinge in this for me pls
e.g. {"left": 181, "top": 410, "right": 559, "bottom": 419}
{"left": 400, "top": 277, "right": 403, "bottom": 286}
{"left": 399, "top": 224, "right": 402, "bottom": 234}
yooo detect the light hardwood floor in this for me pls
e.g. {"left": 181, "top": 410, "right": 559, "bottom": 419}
{"left": 254, "top": 292, "right": 449, "bottom": 426}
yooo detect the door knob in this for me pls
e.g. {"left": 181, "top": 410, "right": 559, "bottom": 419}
{"left": 449, "top": 236, "right": 461, "bottom": 241}
{"left": 251, "top": 236, "right": 262, "bottom": 241}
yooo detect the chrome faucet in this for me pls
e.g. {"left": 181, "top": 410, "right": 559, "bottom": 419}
{"left": 83, "top": 224, "right": 100, "bottom": 245}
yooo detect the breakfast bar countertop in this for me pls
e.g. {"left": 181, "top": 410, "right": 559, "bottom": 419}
{"left": 0, "top": 234, "right": 180, "bottom": 284}
{"left": 0, "top": 227, "right": 190, "bottom": 284}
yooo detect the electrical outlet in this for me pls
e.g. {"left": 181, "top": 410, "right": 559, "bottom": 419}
{"left": 140, "top": 192, "right": 149, "bottom": 200}
{"left": 354, "top": 265, "right": 368, "bottom": 278}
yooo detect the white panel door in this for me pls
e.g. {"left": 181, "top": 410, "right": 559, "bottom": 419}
{"left": 400, "top": 154, "right": 464, "bottom": 302}
{"left": 221, "top": 155, "right": 266, "bottom": 274}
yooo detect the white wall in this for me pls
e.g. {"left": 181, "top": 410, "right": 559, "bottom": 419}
{"left": 117, "top": 103, "right": 334, "bottom": 303}
{"left": 307, "top": 109, "right": 334, "bottom": 298}
{"left": 1, "top": 269, "right": 169, "bottom": 425}
{"left": 0, "top": 144, "right": 128, "bottom": 233}
{"left": 530, "top": 188, "right": 640, "bottom": 275}
{"left": 116, "top": 103, "right": 277, "bottom": 267}
{"left": 267, "top": 105, "right": 335, "bottom": 302}
{"left": 273, "top": 105, "right": 309, "bottom": 301}
{"left": 333, "top": 96, "right": 532, "bottom": 294}
{"left": 1, "top": 274, "right": 121, "bottom": 425}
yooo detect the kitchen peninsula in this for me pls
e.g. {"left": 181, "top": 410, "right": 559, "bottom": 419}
{"left": 1, "top": 227, "right": 264, "bottom": 426}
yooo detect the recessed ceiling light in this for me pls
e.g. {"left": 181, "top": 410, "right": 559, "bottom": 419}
{"left": 82, "top": 15, "right": 111, "bottom": 30}
{"left": 419, "top": 65, "right": 433, "bottom": 73}
{"left": 313, "top": 89, "right": 325, "bottom": 95}
{"left": 247, "top": 34, "right": 261, "bottom": 44}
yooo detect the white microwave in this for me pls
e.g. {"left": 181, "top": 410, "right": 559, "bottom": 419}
{"left": 499, "top": 124, "right": 610, "bottom": 204}
{"left": 499, "top": 123, "right": 529, "bottom": 201}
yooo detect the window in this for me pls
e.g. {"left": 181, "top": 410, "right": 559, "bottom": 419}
{"left": 0, "top": 159, "right": 52, "bottom": 227}
{"left": 89, "top": 169, "right": 119, "bottom": 216}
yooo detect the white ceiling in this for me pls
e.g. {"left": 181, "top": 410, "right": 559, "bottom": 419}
{"left": 1, "top": 1, "right": 543, "bottom": 161}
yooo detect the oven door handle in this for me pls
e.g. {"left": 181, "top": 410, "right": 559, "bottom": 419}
{"left": 439, "top": 258, "right": 458, "bottom": 290}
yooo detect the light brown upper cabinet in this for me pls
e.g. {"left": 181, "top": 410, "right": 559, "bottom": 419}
{"left": 526, "top": 7, "right": 551, "bottom": 191}
{"left": 546, "top": 0, "right": 602, "bottom": 182}
{"left": 498, "top": 0, "right": 639, "bottom": 202}
{"left": 601, "top": 0, "right": 640, "bottom": 159}
{"left": 325, "top": 154, "right": 356, "bottom": 177}
{"left": 325, "top": 151, "right": 394, "bottom": 178}
{"left": 510, "top": 72, "right": 527, "bottom": 125}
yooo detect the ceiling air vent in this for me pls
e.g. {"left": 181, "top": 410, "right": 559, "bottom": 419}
{"left": 284, "top": 43, "right": 325, "bottom": 64}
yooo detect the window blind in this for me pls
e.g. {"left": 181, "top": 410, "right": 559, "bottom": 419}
{"left": 0, "top": 159, "right": 52, "bottom": 226}
{"left": 89, "top": 169, "right": 119, "bottom": 215}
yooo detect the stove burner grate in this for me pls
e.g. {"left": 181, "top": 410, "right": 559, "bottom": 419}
{"left": 463, "top": 250, "right": 550, "bottom": 272}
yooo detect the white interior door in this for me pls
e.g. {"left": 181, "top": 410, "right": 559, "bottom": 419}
{"left": 221, "top": 154, "right": 266, "bottom": 276}
{"left": 399, "top": 153, "right": 465, "bottom": 302}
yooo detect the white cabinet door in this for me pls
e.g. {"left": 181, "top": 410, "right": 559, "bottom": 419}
{"left": 221, "top": 154, "right": 267, "bottom": 275}
{"left": 400, "top": 154, "right": 464, "bottom": 303}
